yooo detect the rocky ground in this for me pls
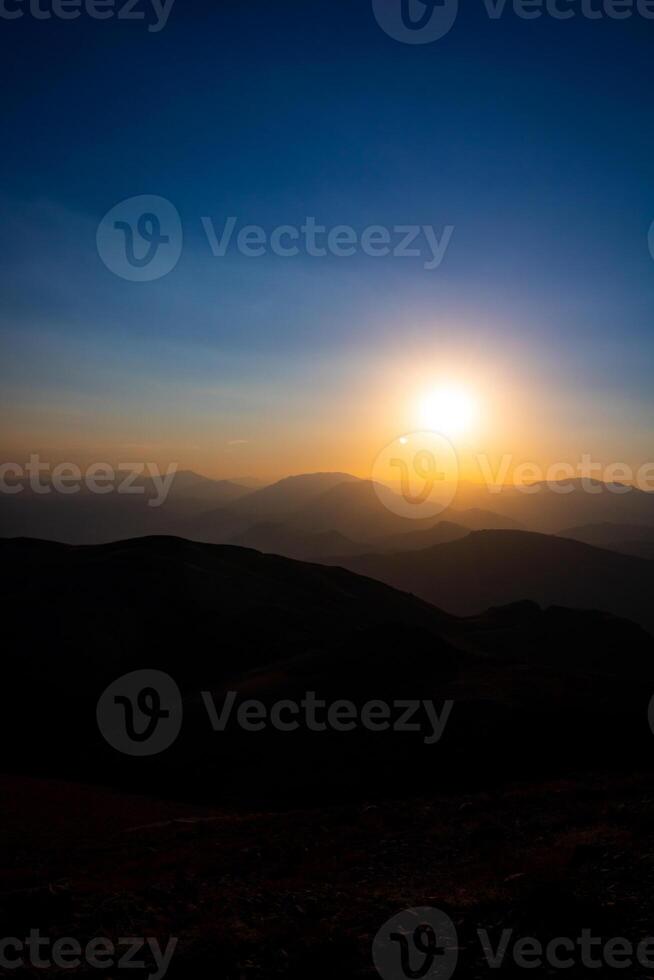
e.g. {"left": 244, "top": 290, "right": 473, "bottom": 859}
{"left": 3, "top": 771, "right": 654, "bottom": 977}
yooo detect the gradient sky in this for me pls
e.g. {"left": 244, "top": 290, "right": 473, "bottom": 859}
{"left": 1, "top": 1, "right": 653, "bottom": 480}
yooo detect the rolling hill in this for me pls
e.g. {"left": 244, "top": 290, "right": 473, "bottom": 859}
{"left": 340, "top": 529, "right": 654, "bottom": 633}
{"left": 3, "top": 534, "right": 654, "bottom": 805}
{"left": 227, "top": 522, "right": 366, "bottom": 560}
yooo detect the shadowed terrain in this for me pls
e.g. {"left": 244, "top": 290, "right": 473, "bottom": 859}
{"left": 340, "top": 529, "right": 654, "bottom": 633}
{"left": 3, "top": 534, "right": 654, "bottom": 804}
{"left": 559, "top": 522, "right": 654, "bottom": 560}
{"left": 3, "top": 534, "right": 654, "bottom": 977}
{"left": 4, "top": 771, "right": 654, "bottom": 978}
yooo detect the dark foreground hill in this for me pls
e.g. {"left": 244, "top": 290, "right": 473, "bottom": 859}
{"left": 341, "top": 529, "right": 654, "bottom": 633}
{"left": 3, "top": 535, "right": 654, "bottom": 805}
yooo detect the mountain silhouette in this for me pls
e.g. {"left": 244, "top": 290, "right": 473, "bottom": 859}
{"left": 452, "top": 479, "right": 654, "bottom": 532}
{"left": 183, "top": 472, "right": 362, "bottom": 542}
{"left": 0, "top": 467, "right": 535, "bottom": 550}
{"left": 137, "top": 470, "right": 251, "bottom": 507}
{"left": 559, "top": 522, "right": 654, "bottom": 559}
{"left": 375, "top": 519, "right": 472, "bottom": 552}
{"left": 0, "top": 470, "right": 253, "bottom": 545}
{"left": 340, "top": 529, "right": 654, "bottom": 633}
{"left": 3, "top": 534, "right": 654, "bottom": 804}
{"left": 227, "top": 522, "right": 366, "bottom": 560}
{"left": 191, "top": 480, "right": 525, "bottom": 555}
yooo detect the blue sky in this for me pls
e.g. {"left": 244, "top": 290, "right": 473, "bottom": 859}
{"left": 1, "top": 0, "right": 653, "bottom": 476}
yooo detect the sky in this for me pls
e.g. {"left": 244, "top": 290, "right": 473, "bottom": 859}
{"left": 1, "top": 0, "right": 654, "bottom": 481}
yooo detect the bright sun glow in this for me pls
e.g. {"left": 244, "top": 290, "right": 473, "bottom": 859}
{"left": 417, "top": 384, "right": 479, "bottom": 439}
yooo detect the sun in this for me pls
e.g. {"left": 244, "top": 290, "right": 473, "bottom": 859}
{"left": 417, "top": 384, "right": 479, "bottom": 439}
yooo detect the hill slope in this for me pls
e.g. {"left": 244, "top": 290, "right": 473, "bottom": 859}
{"left": 341, "top": 529, "right": 654, "bottom": 632}
{"left": 3, "top": 535, "right": 654, "bottom": 803}
{"left": 559, "top": 522, "right": 654, "bottom": 559}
